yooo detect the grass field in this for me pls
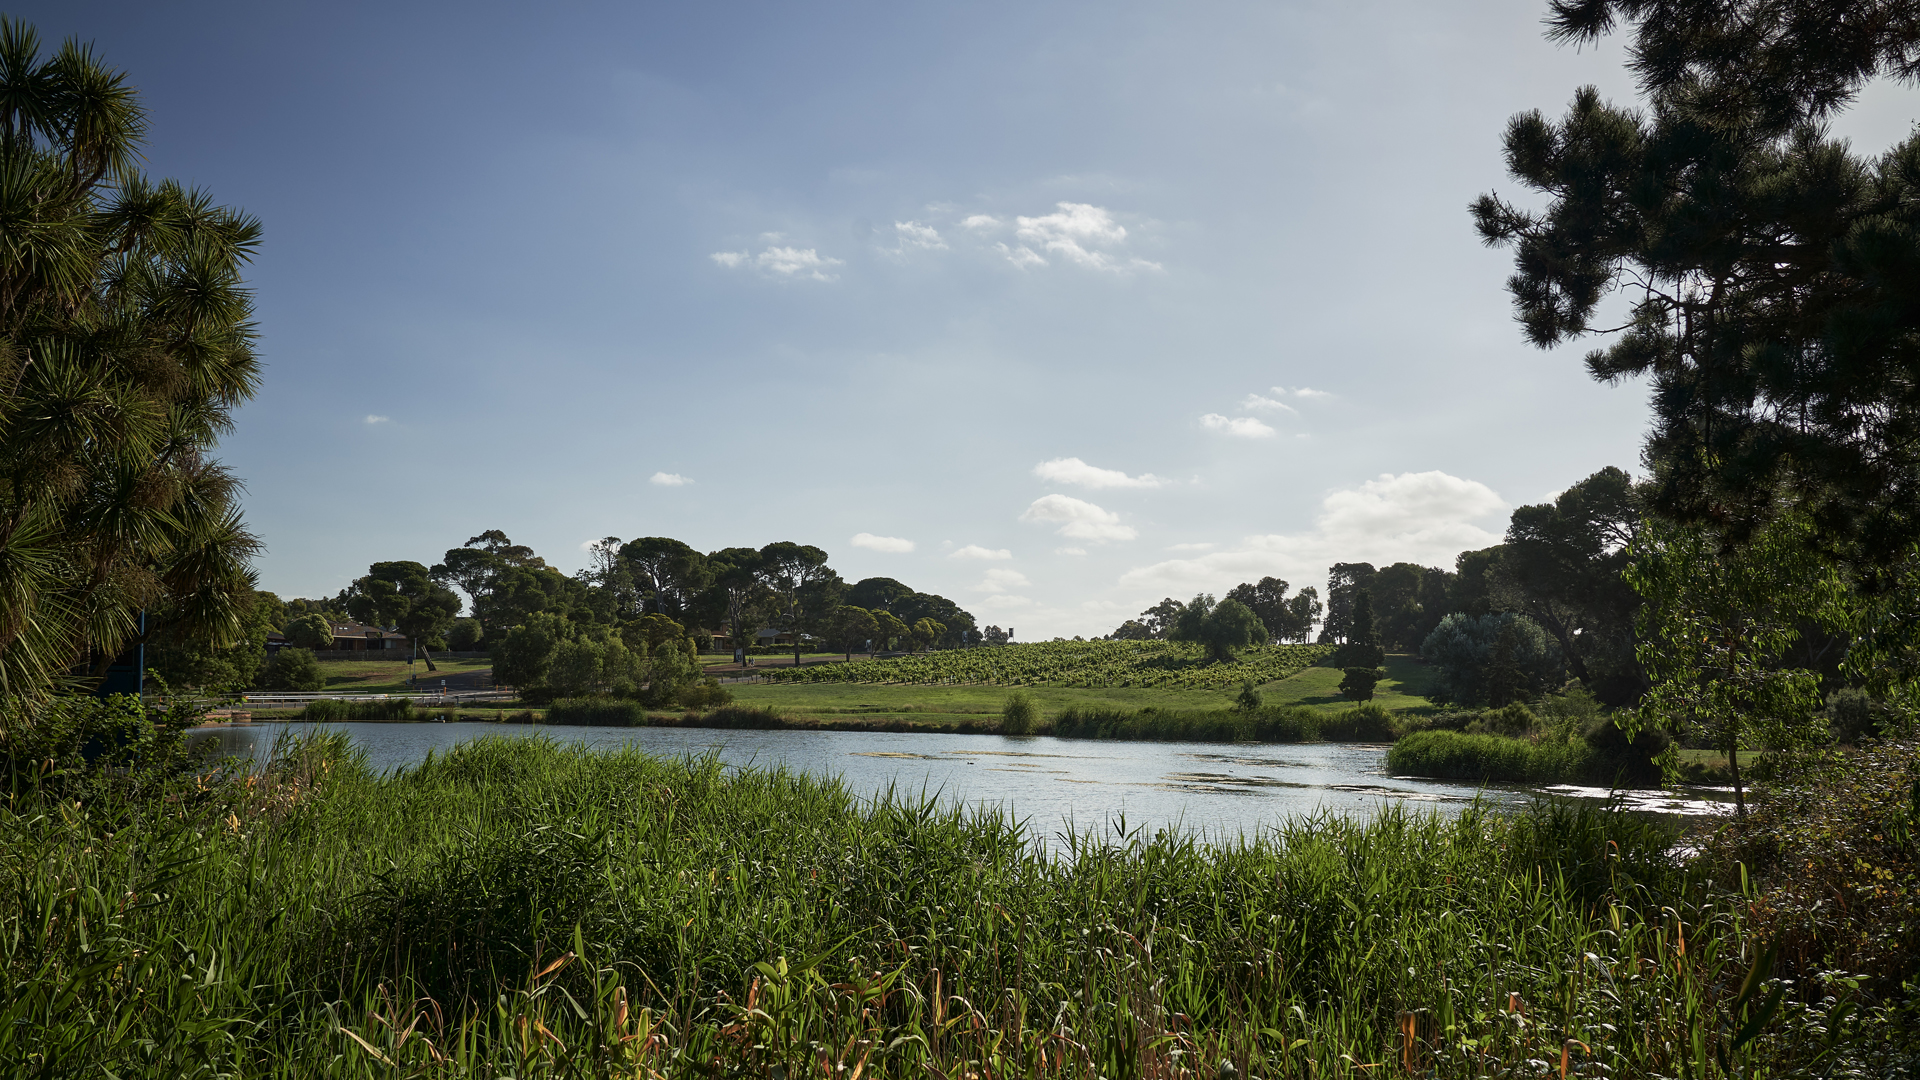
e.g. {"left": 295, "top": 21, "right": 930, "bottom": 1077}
{"left": 728, "top": 652, "right": 1438, "bottom": 721}
{"left": 309, "top": 657, "right": 494, "bottom": 692}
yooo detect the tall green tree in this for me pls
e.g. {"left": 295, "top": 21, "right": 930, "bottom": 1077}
{"left": 1626, "top": 513, "right": 1847, "bottom": 814}
{"left": 1317, "top": 563, "right": 1376, "bottom": 643}
{"left": 1494, "top": 466, "right": 1646, "bottom": 703}
{"left": 757, "top": 542, "right": 835, "bottom": 666}
{"left": 344, "top": 561, "right": 462, "bottom": 656}
{"left": 1475, "top": 0, "right": 1920, "bottom": 567}
{"left": 1170, "top": 594, "right": 1264, "bottom": 663}
{"left": 1225, "top": 576, "right": 1292, "bottom": 644}
{"left": 696, "top": 547, "right": 772, "bottom": 655}
{"left": 0, "top": 20, "right": 263, "bottom": 699}
{"left": 618, "top": 537, "right": 709, "bottom": 619}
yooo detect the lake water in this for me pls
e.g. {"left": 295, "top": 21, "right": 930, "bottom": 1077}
{"left": 188, "top": 722, "right": 1728, "bottom": 841}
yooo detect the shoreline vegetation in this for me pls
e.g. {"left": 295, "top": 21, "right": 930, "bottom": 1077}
{"left": 8, "top": 727, "right": 1915, "bottom": 1075}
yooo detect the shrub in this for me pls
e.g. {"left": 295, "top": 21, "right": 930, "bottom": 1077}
{"left": 545, "top": 698, "right": 646, "bottom": 726}
{"left": 260, "top": 647, "right": 324, "bottom": 691}
{"left": 1001, "top": 691, "right": 1036, "bottom": 735}
{"left": 1421, "top": 612, "right": 1564, "bottom": 706}
{"left": 1705, "top": 738, "right": 1920, "bottom": 1001}
{"left": 1827, "top": 688, "right": 1882, "bottom": 744}
{"left": 1465, "top": 702, "right": 1538, "bottom": 737}
{"left": 1235, "top": 680, "right": 1263, "bottom": 711}
{"left": 676, "top": 678, "right": 732, "bottom": 710}
{"left": 1338, "top": 666, "right": 1381, "bottom": 700}
{"left": 1318, "top": 702, "right": 1398, "bottom": 742}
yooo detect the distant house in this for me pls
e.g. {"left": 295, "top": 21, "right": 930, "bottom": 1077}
{"left": 329, "top": 621, "right": 409, "bottom": 652}
{"left": 265, "top": 631, "right": 288, "bottom": 655}
{"left": 756, "top": 627, "right": 797, "bottom": 647}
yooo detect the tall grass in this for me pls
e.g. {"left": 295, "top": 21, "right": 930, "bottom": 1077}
{"left": 1, "top": 731, "right": 1907, "bottom": 1076}
{"left": 1387, "top": 729, "right": 1595, "bottom": 783}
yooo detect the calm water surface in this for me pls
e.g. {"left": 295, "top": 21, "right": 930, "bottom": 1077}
{"left": 189, "top": 722, "right": 1724, "bottom": 840}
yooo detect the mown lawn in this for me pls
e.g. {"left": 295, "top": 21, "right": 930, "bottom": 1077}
{"left": 1257, "top": 653, "right": 1438, "bottom": 713}
{"left": 311, "top": 657, "right": 494, "bottom": 693}
{"left": 727, "top": 652, "right": 1439, "bottom": 721}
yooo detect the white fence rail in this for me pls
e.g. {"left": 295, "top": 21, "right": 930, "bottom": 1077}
{"left": 237, "top": 689, "right": 516, "bottom": 706}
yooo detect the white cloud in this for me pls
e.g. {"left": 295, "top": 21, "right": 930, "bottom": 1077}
{"left": 1279, "top": 386, "right": 1333, "bottom": 399}
{"left": 364, "top": 414, "right": 390, "bottom": 424}
{"left": 1200, "top": 414, "right": 1276, "bottom": 438}
{"left": 950, "top": 544, "right": 1012, "bottom": 560}
{"left": 1011, "top": 202, "right": 1161, "bottom": 273}
{"left": 710, "top": 245, "right": 844, "bottom": 281}
{"left": 1168, "top": 542, "right": 1215, "bottom": 551}
{"left": 981, "top": 595, "right": 1035, "bottom": 609}
{"left": 974, "top": 568, "right": 1032, "bottom": 593}
{"left": 851, "top": 532, "right": 915, "bottom": 553}
{"left": 1118, "top": 471, "right": 1508, "bottom": 598}
{"left": 961, "top": 214, "right": 1001, "bottom": 230}
{"left": 1240, "top": 393, "right": 1298, "bottom": 414}
{"left": 1032, "top": 457, "right": 1164, "bottom": 490}
{"left": 1020, "top": 494, "right": 1137, "bottom": 542}
{"left": 1055, "top": 547, "right": 1088, "bottom": 556}
{"left": 994, "top": 241, "right": 1047, "bottom": 269}
{"left": 893, "top": 221, "right": 947, "bottom": 251}
{"left": 649, "top": 471, "right": 693, "bottom": 486}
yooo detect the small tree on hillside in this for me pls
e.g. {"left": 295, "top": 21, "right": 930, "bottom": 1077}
{"left": 1337, "top": 589, "right": 1385, "bottom": 669}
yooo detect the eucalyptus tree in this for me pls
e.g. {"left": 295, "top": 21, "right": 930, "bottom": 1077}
{"left": 0, "top": 20, "right": 262, "bottom": 699}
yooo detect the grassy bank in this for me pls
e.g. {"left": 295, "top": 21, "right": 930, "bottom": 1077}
{"left": 727, "top": 652, "right": 1437, "bottom": 722}
{"left": 306, "top": 656, "right": 495, "bottom": 693}
{"left": 7, "top": 731, "right": 1912, "bottom": 1076}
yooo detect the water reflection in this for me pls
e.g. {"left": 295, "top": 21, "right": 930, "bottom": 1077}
{"left": 188, "top": 722, "right": 1728, "bottom": 841}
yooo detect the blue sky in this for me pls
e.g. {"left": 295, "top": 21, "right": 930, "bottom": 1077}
{"left": 23, "top": 1, "right": 1920, "bottom": 637}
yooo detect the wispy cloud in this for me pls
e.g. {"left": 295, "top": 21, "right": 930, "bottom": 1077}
{"left": 1167, "top": 542, "right": 1215, "bottom": 551}
{"left": 1200, "top": 413, "right": 1275, "bottom": 438}
{"left": 1056, "top": 546, "right": 1088, "bottom": 556}
{"left": 891, "top": 221, "right": 946, "bottom": 252}
{"left": 989, "top": 202, "right": 1161, "bottom": 272}
{"left": 951, "top": 544, "right": 1012, "bottom": 560}
{"left": 649, "top": 472, "right": 693, "bottom": 486}
{"left": 1032, "top": 457, "right": 1164, "bottom": 490}
{"left": 851, "top": 532, "right": 915, "bottom": 553}
{"left": 1240, "top": 393, "right": 1298, "bottom": 414}
{"left": 1020, "top": 494, "right": 1137, "bottom": 542}
{"left": 974, "top": 568, "right": 1032, "bottom": 594}
{"left": 364, "top": 414, "right": 390, "bottom": 425}
{"left": 1278, "top": 385, "right": 1332, "bottom": 399}
{"left": 710, "top": 245, "right": 844, "bottom": 281}
{"left": 1118, "top": 471, "right": 1507, "bottom": 597}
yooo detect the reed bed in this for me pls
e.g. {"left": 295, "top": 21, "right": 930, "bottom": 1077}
{"left": 2, "top": 731, "right": 1909, "bottom": 1077}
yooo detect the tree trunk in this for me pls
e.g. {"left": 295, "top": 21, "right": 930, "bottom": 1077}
{"left": 1727, "top": 732, "right": 1745, "bottom": 818}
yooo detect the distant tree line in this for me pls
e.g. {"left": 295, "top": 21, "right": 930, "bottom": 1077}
{"left": 236, "top": 531, "right": 980, "bottom": 701}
